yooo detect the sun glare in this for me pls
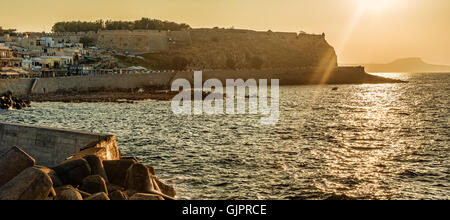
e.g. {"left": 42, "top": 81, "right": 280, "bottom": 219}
{"left": 356, "top": 0, "right": 395, "bottom": 12}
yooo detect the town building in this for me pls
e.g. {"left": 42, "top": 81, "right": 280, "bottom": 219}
{"left": 0, "top": 46, "right": 22, "bottom": 67}
{"left": 40, "top": 37, "right": 54, "bottom": 48}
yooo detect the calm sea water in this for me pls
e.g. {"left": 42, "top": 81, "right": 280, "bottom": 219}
{"left": 1, "top": 72, "right": 449, "bottom": 200}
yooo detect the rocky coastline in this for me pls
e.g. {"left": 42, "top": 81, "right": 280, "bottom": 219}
{"left": 1, "top": 91, "right": 31, "bottom": 110}
{"left": 23, "top": 90, "right": 180, "bottom": 103}
{"left": 0, "top": 146, "right": 176, "bottom": 200}
{"left": 22, "top": 90, "right": 215, "bottom": 103}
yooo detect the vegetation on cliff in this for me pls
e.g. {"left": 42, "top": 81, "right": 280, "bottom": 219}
{"left": 0, "top": 27, "right": 17, "bottom": 36}
{"left": 79, "top": 36, "right": 96, "bottom": 47}
{"left": 52, "top": 18, "right": 190, "bottom": 33}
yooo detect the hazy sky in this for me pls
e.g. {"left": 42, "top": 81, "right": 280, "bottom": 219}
{"left": 1, "top": 0, "right": 449, "bottom": 65}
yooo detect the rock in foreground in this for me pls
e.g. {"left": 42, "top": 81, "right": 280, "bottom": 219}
{"left": 0, "top": 146, "right": 36, "bottom": 187}
{"left": 0, "top": 167, "right": 54, "bottom": 200}
{"left": 0, "top": 146, "right": 176, "bottom": 200}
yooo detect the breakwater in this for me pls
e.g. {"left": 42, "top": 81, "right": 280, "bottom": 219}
{"left": 0, "top": 122, "right": 175, "bottom": 200}
{"left": 0, "top": 67, "right": 403, "bottom": 96}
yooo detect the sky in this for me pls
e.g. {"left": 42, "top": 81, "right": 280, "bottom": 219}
{"left": 1, "top": 0, "right": 449, "bottom": 65}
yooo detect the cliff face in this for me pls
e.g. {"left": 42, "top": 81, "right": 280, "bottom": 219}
{"left": 171, "top": 29, "right": 338, "bottom": 70}
{"left": 105, "top": 28, "right": 338, "bottom": 70}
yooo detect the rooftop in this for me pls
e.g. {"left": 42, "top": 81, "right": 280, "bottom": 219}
{"left": 0, "top": 46, "right": 11, "bottom": 51}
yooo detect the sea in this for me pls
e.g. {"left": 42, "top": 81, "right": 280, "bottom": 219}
{"left": 1, "top": 72, "right": 449, "bottom": 200}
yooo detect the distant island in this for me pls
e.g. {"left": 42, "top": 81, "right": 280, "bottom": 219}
{"left": 364, "top": 58, "right": 450, "bottom": 73}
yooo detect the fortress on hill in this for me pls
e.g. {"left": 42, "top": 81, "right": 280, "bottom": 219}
{"left": 94, "top": 29, "right": 327, "bottom": 54}
{"left": 51, "top": 28, "right": 337, "bottom": 70}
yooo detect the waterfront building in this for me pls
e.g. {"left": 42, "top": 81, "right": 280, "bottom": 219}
{"left": 0, "top": 46, "right": 22, "bottom": 68}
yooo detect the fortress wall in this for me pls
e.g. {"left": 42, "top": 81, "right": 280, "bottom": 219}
{"left": 167, "top": 31, "right": 192, "bottom": 45}
{"left": 93, "top": 29, "right": 328, "bottom": 57}
{"left": 30, "top": 72, "right": 176, "bottom": 94}
{"left": 97, "top": 30, "right": 169, "bottom": 53}
{"left": 0, "top": 122, "right": 120, "bottom": 167}
{"left": 190, "top": 29, "right": 300, "bottom": 42}
{"left": 147, "top": 32, "right": 170, "bottom": 53}
{"left": 274, "top": 32, "right": 298, "bottom": 40}
{"left": 50, "top": 32, "right": 99, "bottom": 43}
{"left": 295, "top": 34, "right": 327, "bottom": 45}
{"left": 190, "top": 29, "right": 248, "bottom": 42}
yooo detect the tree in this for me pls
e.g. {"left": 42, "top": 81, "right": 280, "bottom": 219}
{"left": 52, "top": 20, "right": 103, "bottom": 33}
{"left": 79, "top": 37, "right": 96, "bottom": 47}
{"left": 52, "top": 18, "right": 191, "bottom": 33}
{"left": 0, "top": 27, "right": 17, "bottom": 36}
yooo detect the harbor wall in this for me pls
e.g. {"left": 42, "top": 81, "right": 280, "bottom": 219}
{"left": 0, "top": 78, "right": 34, "bottom": 95}
{"left": 0, "top": 122, "right": 120, "bottom": 167}
{"left": 0, "top": 72, "right": 176, "bottom": 95}
{"left": 0, "top": 67, "right": 398, "bottom": 95}
{"left": 170, "top": 67, "right": 382, "bottom": 85}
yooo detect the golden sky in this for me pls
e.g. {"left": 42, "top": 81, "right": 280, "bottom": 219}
{"left": 1, "top": 0, "right": 449, "bottom": 65}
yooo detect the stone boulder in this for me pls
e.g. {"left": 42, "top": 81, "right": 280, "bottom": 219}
{"left": 76, "top": 189, "right": 92, "bottom": 199}
{"left": 148, "top": 189, "right": 176, "bottom": 201}
{"left": 129, "top": 193, "right": 164, "bottom": 200}
{"left": 152, "top": 177, "right": 161, "bottom": 193}
{"left": 83, "top": 155, "right": 109, "bottom": 184}
{"left": 103, "top": 159, "right": 137, "bottom": 186}
{"left": 124, "top": 163, "right": 154, "bottom": 193}
{"left": 109, "top": 190, "right": 128, "bottom": 200}
{"left": 55, "top": 186, "right": 83, "bottom": 200}
{"left": 35, "top": 165, "right": 63, "bottom": 187}
{"left": 124, "top": 189, "right": 138, "bottom": 198}
{"left": 0, "top": 166, "right": 54, "bottom": 200}
{"left": 0, "top": 146, "right": 36, "bottom": 187}
{"left": 52, "top": 158, "right": 91, "bottom": 187}
{"left": 146, "top": 165, "right": 156, "bottom": 176}
{"left": 0, "top": 91, "right": 31, "bottom": 110}
{"left": 79, "top": 175, "right": 108, "bottom": 195}
{"left": 107, "top": 184, "right": 125, "bottom": 194}
{"left": 85, "top": 192, "right": 110, "bottom": 200}
{"left": 120, "top": 156, "right": 138, "bottom": 162}
{"left": 154, "top": 177, "right": 176, "bottom": 198}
